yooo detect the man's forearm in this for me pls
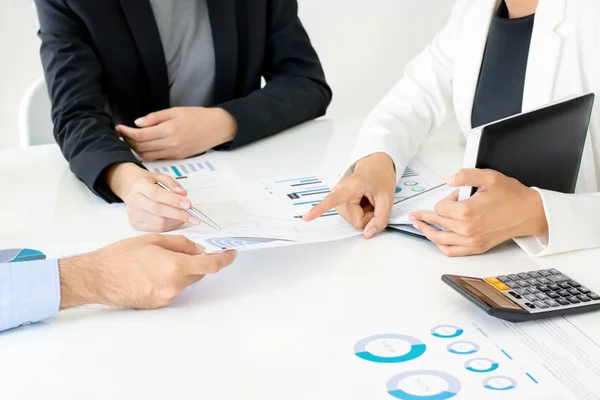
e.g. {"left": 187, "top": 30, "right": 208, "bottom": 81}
{"left": 59, "top": 256, "right": 97, "bottom": 310}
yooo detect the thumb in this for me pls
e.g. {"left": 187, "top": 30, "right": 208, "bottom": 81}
{"left": 364, "top": 194, "right": 393, "bottom": 239}
{"left": 447, "top": 168, "right": 497, "bottom": 189}
{"left": 135, "top": 108, "right": 177, "bottom": 127}
{"left": 151, "top": 235, "right": 206, "bottom": 256}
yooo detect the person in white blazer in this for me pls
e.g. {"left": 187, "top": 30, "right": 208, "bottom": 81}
{"left": 305, "top": 0, "right": 600, "bottom": 257}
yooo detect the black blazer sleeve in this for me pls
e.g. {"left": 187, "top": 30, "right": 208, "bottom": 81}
{"left": 35, "top": 0, "right": 140, "bottom": 203}
{"left": 219, "top": 0, "right": 332, "bottom": 148}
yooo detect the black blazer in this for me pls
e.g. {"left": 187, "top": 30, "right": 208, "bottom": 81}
{"left": 34, "top": 0, "right": 332, "bottom": 202}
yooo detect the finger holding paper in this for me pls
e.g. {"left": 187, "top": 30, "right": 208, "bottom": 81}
{"left": 409, "top": 168, "right": 549, "bottom": 256}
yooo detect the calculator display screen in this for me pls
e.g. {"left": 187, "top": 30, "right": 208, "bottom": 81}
{"left": 459, "top": 277, "right": 524, "bottom": 310}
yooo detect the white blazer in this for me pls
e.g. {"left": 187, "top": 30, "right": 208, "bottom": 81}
{"left": 352, "top": 0, "right": 600, "bottom": 256}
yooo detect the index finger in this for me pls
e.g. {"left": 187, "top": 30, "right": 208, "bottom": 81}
{"left": 138, "top": 176, "right": 191, "bottom": 209}
{"left": 117, "top": 124, "right": 167, "bottom": 142}
{"left": 302, "top": 188, "right": 351, "bottom": 222}
{"left": 183, "top": 250, "right": 238, "bottom": 275}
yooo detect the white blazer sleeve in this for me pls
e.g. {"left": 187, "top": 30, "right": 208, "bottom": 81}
{"left": 346, "top": 0, "right": 464, "bottom": 177}
{"left": 514, "top": 189, "right": 600, "bottom": 256}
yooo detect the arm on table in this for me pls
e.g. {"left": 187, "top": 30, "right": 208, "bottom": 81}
{"left": 515, "top": 190, "right": 600, "bottom": 256}
{"left": 218, "top": 0, "right": 332, "bottom": 148}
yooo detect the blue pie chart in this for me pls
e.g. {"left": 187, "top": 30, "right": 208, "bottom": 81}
{"left": 483, "top": 376, "right": 517, "bottom": 391}
{"left": 465, "top": 358, "right": 499, "bottom": 373}
{"left": 447, "top": 341, "right": 480, "bottom": 355}
{"left": 0, "top": 248, "right": 46, "bottom": 263}
{"left": 430, "top": 325, "right": 464, "bottom": 339}
{"left": 387, "top": 370, "right": 461, "bottom": 400}
{"left": 354, "top": 334, "right": 426, "bottom": 363}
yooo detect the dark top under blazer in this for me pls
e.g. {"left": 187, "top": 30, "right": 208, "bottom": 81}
{"left": 34, "top": 0, "right": 332, "bottom": 202}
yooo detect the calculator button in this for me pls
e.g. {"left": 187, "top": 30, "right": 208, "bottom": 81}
{"left": 516, "top": 280, "right": 529, "bottom": 287}
{"left": 517, "top": 273, "right": 530, "bottom": 280}
{"left": 486, "top": 277, "right": 500, "bottom": 284}
{"left": 496, "top": 275, "right": 508, "bottom": 283}
{"left": 588, "top": 293, "right": 600, "bottom": 300}
{"left": 524, "top": 294, "right": 538, "bottom": 302}
{"left": 526, "top": 278, "right": 538, "bottom": 286}
{"left": 577, "top": 295, "right": 591, "bottom": 302}
{"left": 548, "top": 284, "right": 560, "bottom": 291}
{"left": 537, "top": 277, "right": 552, "bottom": 285}
{"left": 525, "top": 302, "right": 536, "bottom": 309}
{"left": 508, "top": 291, "right": 522, "bottom": 299}
{"left": 527, "top": 271, "right": 541, "bottom": 278}
{"left": 545, "top": 299, "right": 560, "bottom": 307}
{"left": 557, "top": 289, "right": 570, "bottom": 297}
{"left": 568, "top": 288, "right": 581, "bottom": 296}
{"left": 566, "top": 296, "right": 581, "bottom": 304}
{"left": 515, "top": 288, "right": 529, "bottom": 295}
{"left": 549, "top": 269, "right": 561, "bottom": 275}
{"left": 535, "top": 293, "right": 549, "bottom": 300}
{"left": 548, "top": 274, "right": 571, "bottom": 283}
{"left": 546, "top": 291, "right": 559, "bottom": 299}
{"left": 558, "top": 282, "right": 571, "bottom": 289}
{"left": 538, "top": 270, "right": 551, "bottom": 277}
{"left": 528, "top": 287, "right": 540, "bottom": 294}
{"left": 556, "top": 298, "right": 570, "bottom": 306}
{"left": 533, "top": 300, "right": 549, "bottom": 309}
{"left": 494, "top": 282, "right": 510, "bottom": 291}
{"left": 578, "top": 286, "right": 591, "bottom": 294}
{"left": 507, "top": 274, "right": 519, "bottom": 281}
{"left": 537, "top": 285, "right": 550, "bottom": 292}
{"left": 568, "top": 280, "right": 581, "bottom": 288}
{"left": 505, "top": 281, "right": 519, "bottom": 289}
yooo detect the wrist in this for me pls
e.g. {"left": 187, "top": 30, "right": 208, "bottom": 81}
{"left": 518, "top": 188, "right": 549, "bottom": 237}
{"left": 105, "top": 162, "right": 147, "bottom": 201}
{"left": 214, "top": 108, "right": 237, "bottom": 145}
{"left": 58, "top": 255, "right": 99, "bottom": 309}
{"left": 355, "top": 152, "right": 396, "bottom": 175}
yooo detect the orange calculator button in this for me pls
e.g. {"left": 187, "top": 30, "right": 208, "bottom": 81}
{"left": 494, "top": 282, "right": 510, "bottom": 291}
{"left": 486, "top": 277, "right": 500, "bottom": 285}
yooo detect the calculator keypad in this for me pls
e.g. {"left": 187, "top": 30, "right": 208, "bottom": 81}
{"left": 487, "top": 269, "right": 600, "bottom": 313}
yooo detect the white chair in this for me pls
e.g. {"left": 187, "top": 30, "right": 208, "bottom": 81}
{"left": 18, "top": 77, "right": 54, "bottom": 147}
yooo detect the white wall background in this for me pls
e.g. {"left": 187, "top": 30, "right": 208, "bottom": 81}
{"left": 0, "top": 0, "right": 453, "bottom": 149}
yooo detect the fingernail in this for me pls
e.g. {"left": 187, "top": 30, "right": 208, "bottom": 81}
{"left": 366, "top": 227, "right": 377, "bottom": 238}
{"left": 174, "top": 187, "right": 187, "bottom": 194}
{"left": 134, "top": 117, "right": 146, "bottom": 126}
{"left": 189, "top": 216, "right": 201, "bottom": 225}
{"left": 446, "top": 175, "right": 455, "bottom": 185}
{"left": 180, "top": 199, "right": 191, "bottom": 208}
{"left": 409, "top": 214, "right": 416, "bottom": 221}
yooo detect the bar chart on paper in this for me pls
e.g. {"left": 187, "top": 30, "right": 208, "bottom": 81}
{"left": 143, "top": 154, "right": 239, "bottom": 181}
{"left": 260, "top": 175, "right": 338, "bottom": 219}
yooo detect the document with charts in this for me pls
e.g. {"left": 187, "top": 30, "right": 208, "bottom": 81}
{"left": 320, "top": 312, "right": 600, "bottom": 399}
{"left": 143, "top": 155, "right": 447, "bottom": 253}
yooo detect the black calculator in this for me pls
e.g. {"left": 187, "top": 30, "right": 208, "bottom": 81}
{"left": 442, "top": 269, "right": 600, "bottom": 322}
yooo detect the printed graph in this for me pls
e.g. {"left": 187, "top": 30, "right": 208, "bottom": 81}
{"left": 204, "top": 236, "right": 295, "bottom": 250}
{"left": 263, "top": 175, "right": 338, "bottom": 219}
{"left": 152, "top": 160, "right": 217, "bottom": 180}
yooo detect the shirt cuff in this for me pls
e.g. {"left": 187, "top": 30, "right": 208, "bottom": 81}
{"left": 0, "top": 259, "right": 61, "bottom": 331}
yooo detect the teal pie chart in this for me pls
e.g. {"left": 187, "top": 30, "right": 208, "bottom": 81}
{"left": 0, "top": 248, "right": 46, "bottom": 263}
{"left": 387, "top": 370, "right": 461, "bottom": 400}
{"left": 447, "top": 341, "right": 480, "bottom": 355}
{"left": 430, "top": 325, "right": 464, "bottom": 339}
{"left": 465, "top": 358, "right": 499, "bottom": 373}
{"left": 483, "top": 376, "right": 517, "bottom": 391}
{"left": 354, "top": 334, "right": 426, "bottom": 363}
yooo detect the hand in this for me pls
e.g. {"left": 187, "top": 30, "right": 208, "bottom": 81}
{"left": 409, "top": 169, "right": 548, "bottom": 257}
{"left": 58, "top": 234, "right": 237, "bottom": 310}
{"left": 303, "top": 152, "right": 397, "bottom": 238}
{"left": 105, "top": 163, "right": 198, "bottom": 232}
{"left": 116, "top": 107, "right": 237, "bottom": 160}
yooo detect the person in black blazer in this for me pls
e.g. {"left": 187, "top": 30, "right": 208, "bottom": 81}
{"left": 34, "top": 0, "right": 331, "bottom": 232}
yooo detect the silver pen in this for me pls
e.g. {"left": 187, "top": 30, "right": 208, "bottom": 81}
{"left": 154, "top": 181, "right": 221, "bottom": 231}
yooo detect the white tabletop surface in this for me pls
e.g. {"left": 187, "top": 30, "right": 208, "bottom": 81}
{"left": 1, "top": 117, "right": 600, "bottom": 399}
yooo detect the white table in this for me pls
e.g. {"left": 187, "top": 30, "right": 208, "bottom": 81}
{"left": 1, "top": 118, "right": 599, "bottom": 399}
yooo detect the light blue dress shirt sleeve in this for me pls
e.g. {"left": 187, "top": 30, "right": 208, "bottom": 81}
{"left": 0, "top": 259, "right": 61, "bottom": 332}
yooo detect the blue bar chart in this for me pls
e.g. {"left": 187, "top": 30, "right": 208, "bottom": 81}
{"left": 265, "top": 175, "right": 338, "bottom": 218}
{"left": 152, "top": 160, "right": 219, "bottom": 179}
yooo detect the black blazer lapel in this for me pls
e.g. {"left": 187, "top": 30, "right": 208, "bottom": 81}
{"left": 207, "top": 0, "right": 239, "bottom": 104}
{"left": 119, "top": 0, "right": 170, "bottom": 111}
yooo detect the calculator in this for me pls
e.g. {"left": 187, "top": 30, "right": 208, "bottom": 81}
{"left": 442, "top": 269, "right": 600, "bottom": 322}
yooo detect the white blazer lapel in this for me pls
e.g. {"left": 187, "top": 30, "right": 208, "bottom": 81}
{"left": 453, "top": 0, "right": 498, "bottom": 134}
{"left": 521, "top": 0, "right": 566, "bottom": 111}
